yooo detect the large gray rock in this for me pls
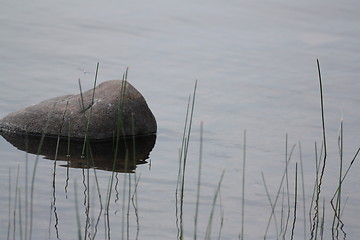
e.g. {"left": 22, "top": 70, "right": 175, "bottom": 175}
{"left": 0, "top": 80, "right": 157, "bottom": 140}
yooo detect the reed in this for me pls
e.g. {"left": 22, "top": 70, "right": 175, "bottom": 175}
{"left": 217, "top": 189, "right": 224, "bottom": 240}
{"left": 310, "top": 59, "right": 328, "bottom": 240}
{"left": 194, "top": 121, "right": 203, "bottom": 240}
{"left": 240, "top": 129, "right": 246, "bottom": 240}
{"left": 104, "top": 68, "right": 128, "bottom": 240}
{"left": 282, "top": 134, "right": 295, "bottom": 237}
{"left": 131, "top": 173, "right": 141, "bottom": 240}
{"left": 331, "top": 117, "right": 344, "bottom": 237}
{"left": 7, "top": 169, "right": 11, "bottom": 240}
{"left": 290, "top": 163, "right": 298, "bottom": 240}
{"left": 204, "top": 170, "right": 225, "bottom": 240}
{"left": 298, "top": 141, "right": 307, "bottom": 239}
{"left": 175, "top": 80, "right": 197, "bottom": 240}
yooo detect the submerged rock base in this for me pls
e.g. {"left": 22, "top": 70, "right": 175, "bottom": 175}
{"left": 0, "top": 131, "right": 156, "bottom": 172}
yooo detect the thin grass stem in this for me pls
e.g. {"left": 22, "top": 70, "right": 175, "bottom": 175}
{"left": 24, "top": 134, "right": 29, "bottom": 240}
{"left": 331, "top": 118, "right": 343, "bottom": 235}
{"left": 18, "top": 187, "right": 23, "bottom": 240}
{"left": 81, "top": 62, "right": 99, "bottom": 157}
{"left": 217, "top": 189, "right": 224, "bottom": 240}
{"left": 298, "top": 142, "right": 307, "bottom": 239}
{"left": 320, "top": 198, "right": 325, "bottom": 240}
{"left": 240, "top": 129, "right": 246, "bottom": 240}
{"left": 7, "top": 169, "right": 11, "bottom": 240}
{"left": 309, "top": 141, "right": 321, "bottom": 233}
{"left": 12, "top": 165, "right": 20, "bottom": 239}
{"left": 131, "top": 173, "right": 141, "bottom": 240}
{"left": 177, "top": 80, "right": 197, "bottom": 240}
{"left": 282, "top": 134, "right": 292, "bottom": 239}
{"left": 194, "top": 121, "right": 203, "bottom": 240}
{"left": 290, "top": 163, "right": 298, "bottom": 240}
{"left": 310, "top": 59, "right": 328, "bottom": 240}
{"left": 205, "top": 170, "right": 225, "bottom": 240}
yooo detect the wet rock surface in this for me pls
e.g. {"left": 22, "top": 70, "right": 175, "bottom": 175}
{"left": 0, "top": 80, "right": 157, "bottom": 140}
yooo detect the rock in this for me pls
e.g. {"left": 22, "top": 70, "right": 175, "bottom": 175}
{"left": 0, "top": 80, "right": 157, "bottom": 140}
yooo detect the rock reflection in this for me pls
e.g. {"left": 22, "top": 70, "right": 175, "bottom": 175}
{"left": 0, "top": 132, "right": 156, "bottom": 172}
{"left": 1, "top": 131, "right": 154, "bottom": 239}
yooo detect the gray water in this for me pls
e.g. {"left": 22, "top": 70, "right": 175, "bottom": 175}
{"left": 1, "top": 0, "right": 360, "bottom": 239}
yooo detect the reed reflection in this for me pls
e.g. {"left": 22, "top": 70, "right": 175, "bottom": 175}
{"left": 1, "top": 131, "right": 154, "bottom": 239}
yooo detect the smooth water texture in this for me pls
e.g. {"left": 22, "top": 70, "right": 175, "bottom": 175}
{"left": 1, "top": 0, "right": 360, "bottom": 239}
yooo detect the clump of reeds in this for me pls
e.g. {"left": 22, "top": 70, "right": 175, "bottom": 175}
{"left": 259, "top": 59, "right": 360, "bottom": 239}
{"left": 174, "top": 80, "right": 229, "bottom": 240}
{"left": 175, "top": 80, "right": 197, "bottom": 239}
{"left": 5, "top": 60, "right": 360, "bottom": 240}
{"left": 5, "top": 64, "right": 145, "bottom": 240}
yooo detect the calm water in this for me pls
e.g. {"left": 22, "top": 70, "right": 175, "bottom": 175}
{"left": 1, "top": 0, "right": 360, "bottom": 239}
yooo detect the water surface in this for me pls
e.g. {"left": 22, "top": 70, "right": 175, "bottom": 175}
{"left": 1, "top": 0, "right": 360, "bottom": 239}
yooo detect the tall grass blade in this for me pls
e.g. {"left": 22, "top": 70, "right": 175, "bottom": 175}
{"left": 131, "top": 173, "right": 141, "bottom": 240}
{"left": 290, "top": 163, "right": 298, "bottom": 240}
{"left": 7, "top": 169, "right": 11, "bottom": 240}
{"left": 24, "top": 134, "right": 29, "bottom": 240}
{"left": 320, "top": 198, "right": 325, "bottom": 240}
{"left": 310, "top": 59, "right": 328, "bottom": 240}
{"left": 240, "top": 129, "right": 246, "bottom": 240}
{"left": 18, "top": 187, "right": 23, "bottom": 240}
{"left": 217, "top": 189, "right": 224, "bottom": 240}
{"left": 49, "top": 99, "right": 69, "bottom": 239}
{"left": 298, "top": 142, "right": 307, "bottom": 239}
{"left": 309, "top": 141, "right": 322, "bottom": 234}
{"left": 81, "top": 62, "right": 99, "bottom": 157}
{"left": 331, "top": 118, "right": 344, "bottom": 237}
{"left": 281, "top": 134, "right": 292, "bottom": 238}
{"left": 205, "top": 170, "right": 225, "bottom": 240}
{"left": 194, "top": 121, "right": 203, "bottom": 240}
{"left": 176, "top": 80, "right": 197, "bottom": 240}
{"left": 175, "top": 95, "right": 190, "bottom": 239}
{"left": 104, "top": 68, "right": 129, "bottom": 240}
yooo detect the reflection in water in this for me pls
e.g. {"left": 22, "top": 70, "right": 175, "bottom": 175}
{"left": 51, "top": 165, "right": 60, "bottom": 239}
{"left": 0, "top": 132, "right": 156, "bottom": 172}
{"left": 1, "top": 131, "right": 155, "bottom": 239}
